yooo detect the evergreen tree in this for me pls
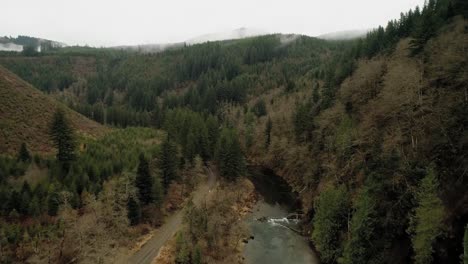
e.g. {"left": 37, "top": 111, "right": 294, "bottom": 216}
{"left": 22, "top": 45, "right": 38, "bottom": 56}
{"left": 252, "top": 99, "right": 267, "bottom": 117}
{"left": 265, "top": 118, "right": 272, "bottom": 148}
{"left": 294, "top": 102, "right": 315, "bottom": 142}
{"left": 19, "top": 181, "right": 32, "bottom": 215}
{"left": 50, "top": 108, "right": 76, "bottom": 165}
{"left": 28, "top": 196, "right": 40, "bottom": 217}
{"left": 152, "top": 174, "right": 164, "bottom": 206}
{"left": 135, "top": 154, "right": 154, "bottom": 205}
{"left": 463, "top": 224, "right": 468, "bottom": 264}
{"left": 311, "top": 185, "right": 349, "bottom": 264}
{"left": 7, "top": 190, "right": 21, "bottom": 214}
{"left": 216, "top": 128, "right": 245, "bottom": 181}
{"left": 312, "top": 82, "right": 320, "bottom": 103}
{"left": 192, "top": 245, "right": 202, "bottom": 264}
{"left": 127, "top": 197, "right": 141, "bottom": 225}
{"left": 341, "top": 187, "right": 378, "bottom": 264}
{"left": 160, "top": 138, "right": 178, "bottom": 192}
{"left": 17, "top": 143, "right": 31, "bottom": 162}
{"left": 408, "top": 167, "right": 444, "bottom": 264}
{"left": 410, "top": 1, "right": 437, "bottom": 55}
{"left": 175, "top": 232, "right": 190, "bottom": 264}
{"left": 205, "top": 115, "right": 219, "bottom": 158}
{"left": 47, "top": 191, "right": 60, "bottom": 216}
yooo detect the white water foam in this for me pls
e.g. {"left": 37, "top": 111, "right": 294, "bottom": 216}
{"left": 267, "top": 217, "right": 300, "bottom": 228}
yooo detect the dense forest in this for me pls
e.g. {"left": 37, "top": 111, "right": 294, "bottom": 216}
{"left": 0, "top": 0, "right": 467, "bottom": 263}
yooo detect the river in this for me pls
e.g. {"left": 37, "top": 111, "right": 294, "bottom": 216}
{"left": 243, "top": 167, "right": 320, "bottom": 264}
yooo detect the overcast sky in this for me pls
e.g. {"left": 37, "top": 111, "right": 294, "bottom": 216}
{"left": 1, "top": 0, "right": 425, "bottom": 47}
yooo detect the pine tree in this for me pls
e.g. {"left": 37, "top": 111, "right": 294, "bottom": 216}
{"left": 152, "top": 174, "right": 164, "bottom": 206}
{"left": 217, "top": 128, "right": 245, "bottom": 181}
{"left": 127, "top": 197, "right": 141, "bottom": 225}
{"left": 160, "top": 138, "right": 179, "bottom": 192}
{"left": 463, "top": 224, "right": 468, "bottom": 264}
{"left": 47, "top": 191, "right": 60, "bottom": 216}
{"left": 252, "top": 99, "right": 267, "bottom": 117}
{"left": 205, "top": 115, "right": 219, "bottom": 158}
{"left": 311, "top": 185, "right": 349, "bottom": 263}
{"left": 19, "top": 182, "right": 32, "bottom": 215}
{"left": 409, "top": 167, "right": 444, "bottom": 264}
{"left": 135, "top": 154, "right": 154, "bottom": 205}
{"left": 184, "top": 131, "right": 198, "bottom": 162}
{"left": 410, "top": 1, "right": 437, "bottom": 55}
{"left": 192, "top": 245, "right": 202, "bottom": 264}
{"left": 17, "top": 143, "right": 31, "bottom": 162}
{"left": 175, "top": 232, "right": 190, "bottom": 264}
{"left": 28, "top": 196, "right": 40, "bottom": 216}
{"left": 312, "top": 82, "right": 320, "bottom": 103}
{"left": 50, "top": 108, "right": 76, "bottom": 165}
{"left": 294, "top": 102, "right": 314, "bottom": 142}
{"left": 265, "top": 118, "right": 272, "bottom": 148}
{"left": 341, "top": 187, "right": 378, "bottom": 264}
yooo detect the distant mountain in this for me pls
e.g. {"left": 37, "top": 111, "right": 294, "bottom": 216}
{"left": 0, "top": 35, "right": 66, "bottom": 52}
{"left": 112, "top": 42, "right": 184, "bottom": 53}
{"left": 317, "top": 29, "right": 369, "bottom": 40}
{"left": 185, "top": 27, "right": 268, "bottom": 44}
{"left": 113, "top": 27, "right": 268, "bottom": 53}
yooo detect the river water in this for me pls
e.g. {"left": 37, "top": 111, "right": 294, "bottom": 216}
{"left": 243, "top": 167, "right": 319, "bottom": 264}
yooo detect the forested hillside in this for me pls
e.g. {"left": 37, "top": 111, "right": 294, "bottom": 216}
{"left": 0, "top": 65, "right": 106, "bottom": 154}
{"left": 0, "top": 0, "right": 467, "bottom": 263}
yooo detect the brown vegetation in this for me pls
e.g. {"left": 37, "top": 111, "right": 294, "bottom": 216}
{"left": 0, "top": 65, "right": 107, "bottom": 155}
{"left": 158, "top": 178, "right": 256, "bottom": 264}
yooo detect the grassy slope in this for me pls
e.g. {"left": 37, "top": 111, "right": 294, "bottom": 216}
{"left": 0, "top": 65, "right": 107, "bottom": 155}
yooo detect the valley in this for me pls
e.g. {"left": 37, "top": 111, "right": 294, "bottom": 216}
{"left": 0, "top": 0, "right": 467, "bottom": 263}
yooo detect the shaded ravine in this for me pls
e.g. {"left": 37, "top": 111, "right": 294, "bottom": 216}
{"left": 243, "top": 166, "right": 319, "bottom": 264}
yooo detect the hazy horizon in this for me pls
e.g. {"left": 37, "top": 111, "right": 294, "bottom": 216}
{"left": 2, "top": 0, "right": 425, "bottom": 47}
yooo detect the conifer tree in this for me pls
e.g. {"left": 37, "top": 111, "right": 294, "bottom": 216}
{"left": 205, "top": 115, "right": 219, "bottom": 158}
{"left": 217, "top": 128, "right": 245, "bottom": 181}
{"left": 408, "top": 167, "right": 444, "bottom": 264}
{"left": 47, "top": 191, "right": 60, "bottom": 216}
{"left": 410, "top": 1, "right": 436, "bottom": 55}
{"left": 192, "top": 245, "right": 202, "bottom": 264}
{"left": 463, "top": 224, "right": 468, "bottom": 264}
{"left": 50, "top": 108, "right": 76, "bottom": 165}
{"left": 160, "top": 138, "right": 179, "bottom": 192}
{"left": 311, "top": 185, "right": 349, "bottom": 263}
{"left": 127, "top": 197, "right": 141, "bottom": 225}
{"left": 135, "top": 154, "right": 154, "bottom": 205}
{"left": 19, "top": 182, "right": 32, "bottom": 215}
{"left": 152, "top": 174, "right": 164, "bottom": 206}
{"left": 312, "top": 82, "right": 320, "bottom": 103}
{"left": 265, "top": 118, "right": 272, "bottom": 148}
{"left": 175, "top": 232, "right": 190, "bottom": 264}
{"left": 17, "top": 143, "right": 31, "bottom": 162}
{"left": 28, "top": 196, "right": 40, "bottom": 217}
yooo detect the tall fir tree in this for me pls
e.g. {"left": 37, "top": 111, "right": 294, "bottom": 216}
{"left": 135, "top": 154, "right": 154, "bottom": 205}
{"left": 127, "top": 196, "right": 141, "bottom": 225}
{"left": 47, "top": 190, "right": 60, "bottom": 216}
{"left": 409, "top": 167, "right": 444, "bottom": 264}
{"left": 463, "top": 224, "right": 468, "bottom": 264}
{"left": 50, "top": 108, "right": 76, "bottom": 165}
{"left": 17, "top": 143, "right": 31, "bottom": 162}
{"left": 216, "top": 128, "right": 245, "bottom": 181}
{"left": 160, "top": 138, "right": 179, "bottom": 192}
{"left": 265, "top": 118, "right": 272, "bottom": 148}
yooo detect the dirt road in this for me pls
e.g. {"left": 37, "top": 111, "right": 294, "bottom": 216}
{"left": 124, "top": 166, "right": 217, "bottom": 264}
